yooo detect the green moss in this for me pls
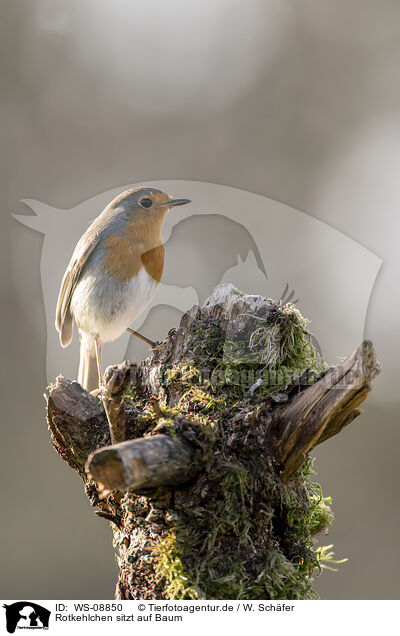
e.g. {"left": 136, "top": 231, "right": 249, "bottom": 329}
{"left": 249, "top": 550, "right": 315, "bottom": 600}
{"left": 152, "top": 532, "right": 200, "bottom": 600}
{"left": 285, "top": 458, "right": 334, "bottom": 540}
{"left": 149, "top": 455, "right": 336, "bottom": 599}
{"left": 315, "top": 544, "right": 348, "bottom": 572}
{"left": 217, "top": 302, "right": 327, "bottom": 396}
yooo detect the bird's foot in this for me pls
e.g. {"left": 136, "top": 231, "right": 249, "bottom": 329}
{"left": 90, "top": 386, "right": 106, "bottom": 399}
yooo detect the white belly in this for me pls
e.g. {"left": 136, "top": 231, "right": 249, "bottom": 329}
{"left": 72, "top": 267, "right": 158, "bottom": 343}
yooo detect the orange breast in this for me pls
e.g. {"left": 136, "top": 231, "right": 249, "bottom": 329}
{"left": 141, "top": 244, "right": 165, "bottom": 282}
{"left": 102, "top": 215, "right": 165, "bottom": 284}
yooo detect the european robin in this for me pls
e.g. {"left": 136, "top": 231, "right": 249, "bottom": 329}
{"left": 55, "top": 187, "right": 190, "bottom": 392}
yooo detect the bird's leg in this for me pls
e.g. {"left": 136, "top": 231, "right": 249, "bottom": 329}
{"left": 94, "top": 335, "right": 103, "bottom": 393}
{"left": 126, "top": 327, "right": 160, "bottom": 349}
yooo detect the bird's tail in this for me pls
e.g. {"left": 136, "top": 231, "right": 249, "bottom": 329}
{"left": 78, "top": 336, "right": 100, "bottom": 392}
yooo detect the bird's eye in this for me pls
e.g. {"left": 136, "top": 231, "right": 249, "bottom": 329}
{"left": 139, "top": 197, "right": 153, "bottom": 209}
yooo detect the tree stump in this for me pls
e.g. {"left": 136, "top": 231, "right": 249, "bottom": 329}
{"left": 45, "top": 284, "right": 380, "bottom": 600}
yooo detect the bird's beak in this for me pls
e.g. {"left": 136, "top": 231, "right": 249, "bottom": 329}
{"left": 161, "top": 198, "right": 191, "bottom": 208}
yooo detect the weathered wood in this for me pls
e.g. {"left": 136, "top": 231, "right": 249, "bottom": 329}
{"left": 45, "top": 376, "right": 109, "bottom": 476}
{"left": 272, "top": 340, "right": 380, "bottom": 482}
{"left": 86, "top": 434, "right": 197, "bottom": 496}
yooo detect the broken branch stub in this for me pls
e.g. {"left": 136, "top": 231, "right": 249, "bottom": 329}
{"left": 273, "top": 340, "right": 380, "bottom": 482}
{"left": 86, "top": 434, "right": 197, "bottom": 495}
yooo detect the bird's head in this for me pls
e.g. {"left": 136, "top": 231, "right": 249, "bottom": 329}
{"left": 109, "top": 186, "right": 191, "bottom": 226}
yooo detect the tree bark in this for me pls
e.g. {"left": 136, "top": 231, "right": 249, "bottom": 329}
{"left": 45, "top": 284, "right": 380, "bottom": 600}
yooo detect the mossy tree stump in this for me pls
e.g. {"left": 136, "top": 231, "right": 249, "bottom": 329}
{"left": 45, "top": 284, "right": 380, "bottom": 599}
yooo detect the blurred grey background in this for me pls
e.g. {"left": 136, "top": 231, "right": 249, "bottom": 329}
{"left": 1, "top": 0, "right": 399, "bottom": 600}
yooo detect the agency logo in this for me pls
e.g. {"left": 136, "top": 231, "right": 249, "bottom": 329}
{"left": 3, "top": 602, "right": 50, "bottom": 633}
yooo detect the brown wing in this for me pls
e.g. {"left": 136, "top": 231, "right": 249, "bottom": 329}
{"left": 55, "top": 229, "right": 101, "bottom": 347}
